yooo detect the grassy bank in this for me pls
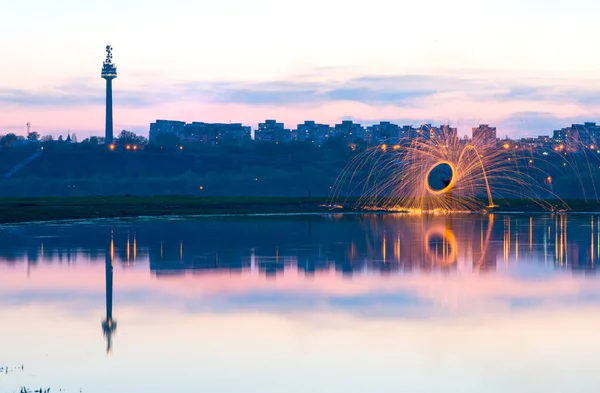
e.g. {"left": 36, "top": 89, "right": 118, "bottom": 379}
{"left": 0, "top": 196, "right": 599, "bottom": 224}
{"left": 0, "top": 196, "right": 348, "bottom": 224}
{"left": 489, "top": 198, "right": 600, "bottom": 212}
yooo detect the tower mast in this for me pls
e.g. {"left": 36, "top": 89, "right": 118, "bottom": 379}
{"left": 101, "top": 45, "right": 117, "bottom": 145}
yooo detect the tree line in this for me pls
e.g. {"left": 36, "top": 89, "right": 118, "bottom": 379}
{"left": 0, "top": 130, "right": 148, "bottom": 147}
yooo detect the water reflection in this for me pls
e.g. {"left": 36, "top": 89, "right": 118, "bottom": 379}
{"left": 2, "top": 213, "right": 599, "bottom": 353}
{"left": 2, "top": 214, "right": 600, "bottom": 392}
{"left": 2, "top": 214, "right": 598, "bottom": 276}
{"left": 102, "top": 234, "right": 116, "bottom": 355}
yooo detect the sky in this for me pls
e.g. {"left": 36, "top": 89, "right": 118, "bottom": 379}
{"left": 2, "top": 0, "right": 600, "bottom": 139}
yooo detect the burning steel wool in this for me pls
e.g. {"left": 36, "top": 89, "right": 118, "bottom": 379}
{"left": 329, "top": 128, "right": 561, "bottom": 213}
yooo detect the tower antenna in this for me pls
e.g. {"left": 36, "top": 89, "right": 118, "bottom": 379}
{"left": 26, "top": 122, "right": 31, "bottom": 135}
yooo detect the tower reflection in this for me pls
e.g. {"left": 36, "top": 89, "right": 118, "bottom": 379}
{"left": 101, "top": 233, "right": 117, "bottom": 356}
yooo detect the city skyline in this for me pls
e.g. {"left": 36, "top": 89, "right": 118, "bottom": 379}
{"left": 2, "top": 0, "right": 600, "bottom": 138}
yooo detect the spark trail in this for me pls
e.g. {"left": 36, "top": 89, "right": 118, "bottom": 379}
{"left": 330, "top": 129, "right": 561, "bottom": 213}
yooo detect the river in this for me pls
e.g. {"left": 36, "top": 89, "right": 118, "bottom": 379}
{"left": 1, "top": 213, "right": 599, "bottom": 392}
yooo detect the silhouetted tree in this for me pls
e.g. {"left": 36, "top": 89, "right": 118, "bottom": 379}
{"left": 1, "top": 133, "right": 18, "bottom": 147}
{"left": 117, "top": 130, "right": 147, "bottom": 145}
{"left": 87, "top": 136, "right": 99, "bottom": 145}
{"left": 58, "top": 135, "right": 63, "bottom": 142}
{"left": 71, "top": 133, "right": 78, "bottom": 143}
{"left": 27, "top": 131, "right": 40, "bottom": 141}
{"left": 41, "top": 135, "right": 54, "bottom": 142}
{"left": 81, "top": 136, "right": 106, "bottom": 145}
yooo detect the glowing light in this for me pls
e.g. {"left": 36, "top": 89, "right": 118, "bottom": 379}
{"left": 394, "top": 234, "right": 401, "bottom": 262}
{"left": 133, "top": 145, "right": 138, "bottom": 150}
{"left": 110, "top": 236, "right": 114, "bottom": 263}
{"left": 529, "top": 216, "right": 533, "bottom": 251}
{"left": 330, "top": 128, "right": 556, "bottom": 213}
{"left": 125, "top": 144, "right": 131, "bottom": 150}
{"left": 503, "top": 143, "right": 510, "bottom": 149}
{"left": 109, "top": 144, "right": 115, "bottom": 151}
{"left": 199, "top": 186, "right": 203, "bottom": 190}
{"left": 179, "top": 146, "right": 183, "bottom": 150}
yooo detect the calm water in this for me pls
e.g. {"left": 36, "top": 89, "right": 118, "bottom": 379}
{"left": 1, "top": 213, "right": 600, "bottom": 393}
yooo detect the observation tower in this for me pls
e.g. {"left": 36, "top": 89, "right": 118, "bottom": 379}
{"left": 101, "top": 45, "right": 117, "bottom": 145}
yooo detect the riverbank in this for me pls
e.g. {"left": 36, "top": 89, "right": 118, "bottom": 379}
{"left": 0, "top": 196, "right": 598, "bottom": 224}
{"left": 0, "top": 196, "right": 348, "bottom": 224}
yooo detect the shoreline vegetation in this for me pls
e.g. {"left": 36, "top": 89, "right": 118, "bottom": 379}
{"left": 1, "top": 196, "right": 600, "bottom": 224}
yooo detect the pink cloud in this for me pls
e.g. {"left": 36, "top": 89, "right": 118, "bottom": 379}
{"left": 1, "top": 259, "right": 598, "bottom": 318}
{"left": 3, "top": 72, "right": 600, "bottom": 138}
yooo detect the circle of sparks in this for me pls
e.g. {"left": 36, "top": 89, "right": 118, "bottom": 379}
{"left": 424, "top": 227, "right": 457, "bottom": 266}
{"left": 329, "top": 128, "right": 561, "bottom": 213}
{"left": 425, "top": 160, "right": 456, "bottom": 195}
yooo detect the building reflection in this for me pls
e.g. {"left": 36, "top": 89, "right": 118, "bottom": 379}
{"left": 0, "top": 214, "right": 598, "bottom": 279}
